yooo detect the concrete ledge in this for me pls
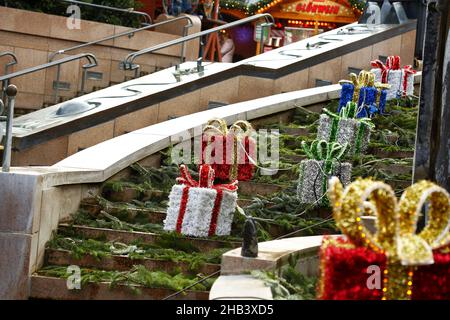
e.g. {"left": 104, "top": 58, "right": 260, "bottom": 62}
{"left": 209, "top": 275, "right": 272, "bottom": 300}
{"left": 221, "top": 236, "right": 324, "bottom": 275}
{"left": 209, "top": 236, "right": 330, "bottom": 300}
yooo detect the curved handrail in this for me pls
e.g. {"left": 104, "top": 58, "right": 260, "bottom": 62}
{"left": 0, "top": 51, "right": 18, "bottom": 71}
{"left": 0, "top": 53, "right": 97, "bottom": 106}
{"left": 48, "top": 15, "right": 194, "bottom": 62}
{"left": 59, "top": 0, "right": 152, "bottom": 26}
{"left": 0, "top": 52, "right": 18, "bottom": 102}
{"left": 0, "top": 53, "right": 97, "bottom": 82}
{"left": 122, "top": 13, "right": 275, "bottom": 69}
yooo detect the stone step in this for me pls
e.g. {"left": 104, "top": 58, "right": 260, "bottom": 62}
{"left": 30, "top": 275, "right": 209, "bottom": 300}
{"left": 101, "top": 182, "right": 288, "bottom": 206}
{"left": 58, "top": 225, "right": 241, "bottom": 252}
{"left": 102, "top": 187, "right": 168, "bottom": 203}
{"left": 281, "top": 154, "right": 307, "bottom": 164}
{"left": 45, "top": 249, "right": 220, "bottom": 275}
{"left": 80, "top": 199, "right": 166, "bottom": 224}
{"left": 281, "top": 127, "right": 312, "bottom": 136}
{"left": 239, "top": 181, "right": 286, "bottom": 197}
{"left": 374, "top": 162, "right": 412, "bottom": 175}
{"left": 80, "top": 197, "right": 269, "bottom": 224}
{"left": 368, "top": 148, "right": 414, "bottom": 159}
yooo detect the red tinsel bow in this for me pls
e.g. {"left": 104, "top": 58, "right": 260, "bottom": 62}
{"left": 177, "top": 164, "right": 238, "bottom": 191}
{"left": 402, "top": 65, "right": 417, "bottom": 96}
{"left": 175, "top": 164, "right": 238, "bottom": 236}
{"left": 371, "top": 56, "right": 401, "bottom": 83}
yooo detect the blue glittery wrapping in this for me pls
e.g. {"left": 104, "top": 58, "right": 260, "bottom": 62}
{"left": 357, "top": 104, "right": 379, "bottom": 118}
{"left": 358, "top": 87, "right": 377, "bottom": 106}
{"left": 357, "top": 87, "right": 378, "bottom": 118}
{"left": 379, "top": 89, "right": 387, "bottom": 114}
{"left": 338, "top": 83, "right": 354, "bottom": 112}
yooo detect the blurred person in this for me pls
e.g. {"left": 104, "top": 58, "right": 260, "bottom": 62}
{"left": 219, "top": 31, "right": 235, "bottom": 63}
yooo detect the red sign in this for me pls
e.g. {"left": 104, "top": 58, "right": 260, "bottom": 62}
{"left": 281, "top": 0, "right": 351, "bottom": 16}
{"left": 296, "top": 2, "right": 340, "bottom": 14}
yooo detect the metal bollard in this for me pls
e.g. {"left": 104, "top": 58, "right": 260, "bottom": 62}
{"left": 241, "top": 217, "right": 258, "bottom": 258}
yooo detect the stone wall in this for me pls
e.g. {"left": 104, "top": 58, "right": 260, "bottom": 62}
{"left": 0, "top": 7, "right": 201, "bottom": 112}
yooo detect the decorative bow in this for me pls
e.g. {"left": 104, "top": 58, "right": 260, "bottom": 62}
{"left": 371, "top": 56, "right": 401, "bottom": 83}
{"left": 328, "top": 177, "right": 450, "bottom": 300}
{"left": 301, "top": 140, "right": 348, "bottom": 206}
{"left": 302, "top": 139, "right": 348, "bottom": 172}
{"left": 202, "top": 119, "right": 255, "bottom": 181}
{"left": 347, "top": 71, "right": 376, "bottom": 103}
{"left": 177, "top": 164, "right": 238, "bottom": 191}
{"left": 203, "top": 119, "right": 253, "bottom": 137}
{"left": 324, "top": 103, "right": 375, "bottom": 129}
{"left": 203, "top": 118, "right": 229, "bottom": 136}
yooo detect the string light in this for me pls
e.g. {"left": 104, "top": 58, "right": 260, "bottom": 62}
{"left": 222, "top": 0, "right": 365, "bottom": 16}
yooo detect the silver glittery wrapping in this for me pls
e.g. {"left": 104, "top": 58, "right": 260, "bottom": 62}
{"left": 371, "top": 68, "right": 404, "bottom": 100}
{"left": 317, "top": 114, "right": 370, "bottom": 155}
{"left": 297, "top": 159, "right": 352, "bottom": 205}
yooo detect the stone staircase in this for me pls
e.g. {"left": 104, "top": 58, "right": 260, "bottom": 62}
{"left": 30, "top": 98, "right": 417, "bottom": 300}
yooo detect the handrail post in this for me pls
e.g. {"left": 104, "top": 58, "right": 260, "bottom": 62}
{"left": 2, "top": 85, "right": 17, "bottom": 172}
{"left": 80, "top": 67, "right": 88, "bottom": 96}
{"left": 54, "top": 64, "right": 62, "bottom": 104}
{"left": 1, "top": 80, "right": 7, "bottom": 109}
{"left": 134, "top": 66, "right": 140, "bottom": 79}
{"left": 180, "top": 25, "right": 189, "bottom": 64}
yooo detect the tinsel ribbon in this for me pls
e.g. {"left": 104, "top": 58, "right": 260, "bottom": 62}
{"left": 228, "top": 120, "right": 254, "bottom": 181}
{"left": 202, "top": 119, "right": 254, "bottom": 181}
{"left": 323, "top": 103, "right": 374, "bottom": 154}
{"left": 349, "top": 71, "right": 376, "bottom": 103}
{"left": 302, "top": 140, "right": 347, "bottom": 205}
{"left": 402, "top": 65, "right": 416, "bottom": 97}
{"left": 175, "top": 164, "right": 238, "bottom": 236}
{"left": 374, "top": 82, "right": 390, "bottom": 110}
{"left": 371, "top": 56, "right": 401, "bottom": 83}
{"left": 328, "top": 177, "right": 450, "bottom": 300}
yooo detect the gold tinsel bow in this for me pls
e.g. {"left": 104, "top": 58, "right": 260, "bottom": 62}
{"left": 203, "top": 119, "right": 254, "bottom": 180}
{"left": 328, "top": 177, "right": 450, "bottom": 300}
{"left": 339, "top": 70, "right": 390, "bottom": 104}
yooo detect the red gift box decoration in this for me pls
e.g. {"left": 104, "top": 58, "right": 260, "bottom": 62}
{"left": 371, "top": 55, "right": 416, "bottom": 97}
{"left": 318, "top": 177, "right": 450, "bottom": 300}
{"left": 201, "top": 119, "right": 256, "bottom": 181}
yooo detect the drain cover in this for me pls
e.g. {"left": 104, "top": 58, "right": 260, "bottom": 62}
{"left": 55, "top": 101, "right": 96, "bottom": 117}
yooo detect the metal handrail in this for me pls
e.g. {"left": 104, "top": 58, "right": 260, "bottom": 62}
{"left": 0, "top": 51, "right": 17, "bottom": 73}
{"left": 122, "top": 13, "right": 275, "bottom": 70}
{"left": 0, "top": 53, "right": 97, "bottom": 107}
{"left": 59, "top": 0, "right": 152, "bottom": 26}
{"left": 0, "top": 51, "right": 18, "bottom": 103}
{"left": 48, "top": 16, "right": 194, "bottom": 62}
{"left": 49, "top": 16, "right": 194, "bottom": 103}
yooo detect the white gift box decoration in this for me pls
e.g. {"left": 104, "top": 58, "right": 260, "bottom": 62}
{"left": 371, "top": 56, "right": 416, "bottom": 100}
{"left": 164, "top": 165, "right": 238, "bottom": 238}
